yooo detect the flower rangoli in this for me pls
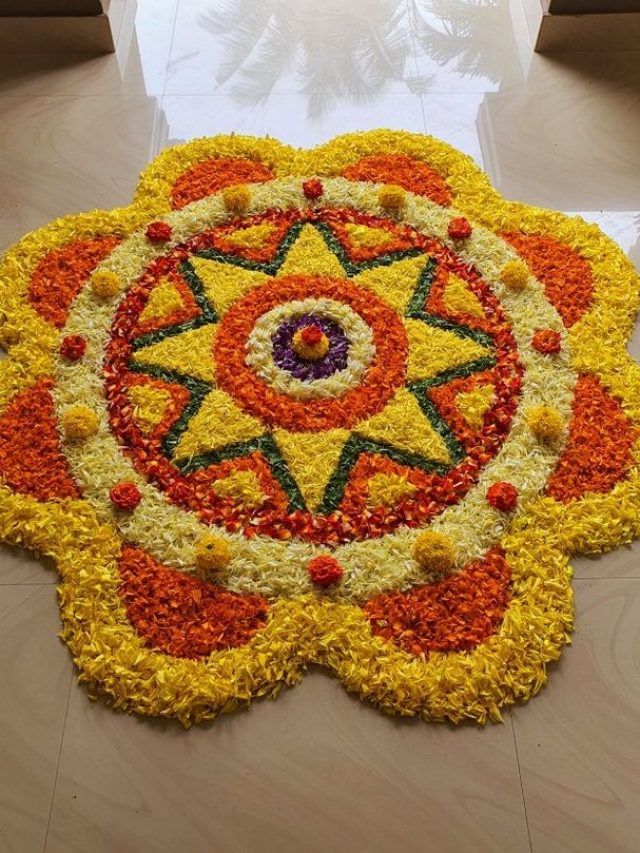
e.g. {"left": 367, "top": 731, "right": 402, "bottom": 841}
{"left": 1, "top": 131, "right": 639, "bottom": 724}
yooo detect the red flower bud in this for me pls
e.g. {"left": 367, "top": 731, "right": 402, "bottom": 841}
{"left": 302, "top": 179, "right": 324, "bottom": 200}
{"left": 486, "top": 482, "right": 518, "bottom": 512}
{"left": 300, "top": 325, "right": 324, "bottom": 346}
{"left": 110, "top": 481, "right": 142, "bottom": 511}
{"left": 145, "top": 221, "right": 173, "bottom": 242}
{"left": 60, "top": 335, "right": 87, "bottom": 361}
{"left": 308, "top": 555, "right": 343, "bottom": 587}
{"left": 448, "top": 217, "right": 472, "bottom": 240}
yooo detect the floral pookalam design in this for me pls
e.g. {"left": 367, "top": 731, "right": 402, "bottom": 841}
{"left": 1, "top": 131, "right": 639, "bottom": 725}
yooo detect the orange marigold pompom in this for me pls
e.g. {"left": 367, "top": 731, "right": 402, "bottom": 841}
{"left": 447, "top": 217, "right": 472, "bottom": 240}
{"left": 91, "top": 269, "right": 121, "bottom": 299}
{"left": 110, "top": 481, "right": 142, "bottom": 511}
{"left": 413, "top": 531, "right": 456, "bottom": 575}
{"left": 195, "top": 534, "right": 231, "bottom": 575}
{"left": 62, "top": 405, "right": 99, "bottom": 440}
{"left": 222, "top": 184, "right": 252, "bottom": 215}
{"left": 378, "top": 184, "right": 406, "bottom": 211}
{"left": 532, "top": 329, "right": 562, "bottom": 354}
{"left": 500, "top": 261, "right": 529, "bottom": 291}
{"left": 486, "top": 482, "right": 518, "bottom": 512}
{"left": 527, "top": 405, "right": 564, "bottom": 443}
{"left": 308, "top": 555, "right": 343, "bottom": 587}
{"left": 302, "top": 179, "right": 323, "bottom": 200}
{"left": 145, "top": 221, "right": 173, "bottom": 242}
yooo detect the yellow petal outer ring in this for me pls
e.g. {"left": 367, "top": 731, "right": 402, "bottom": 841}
{"left": 0, "top": 131, "right": 638, "bottom": 724}
{"left": 53, "top": 175, "right": 573, "bottom": 600}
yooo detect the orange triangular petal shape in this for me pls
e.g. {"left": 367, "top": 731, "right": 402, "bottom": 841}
{"left": 28, "top": 236, "right": 120, "bottom": 328}
{"left": 0, "top": 379, "right": 80, "bottom": 500}
{"left": 547, "top": 375, "right": 636, "bottom": 502}
{"left": 118, "top": 545, "right": 269, "bottom": 659}
{"left": 363, "top": 547, "right": 511, "bottom": 655}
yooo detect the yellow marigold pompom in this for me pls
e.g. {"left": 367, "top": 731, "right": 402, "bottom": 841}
{"left": 292, "top": 327, "right": 330, "bottom": 361}
{"left": 413, "top": 531, "right": 456, "bottom": 575}
{"left": 527, "top": 405, "right": 564, "bottom": 443}
{"left": 500, "top": 261, "right": 529, "bottom": 291}
{"left": 91, "top": 269, "right": 122, "bottom": 299}
{"left": 378, "top": 184, "right": 406, "bottom": 211}
{"left": 195, "top": 534, "right": 231, "bottom": 575}
{"left": 222, "top": 184, "right": 252, "bottom": 215}
{"left": 62, "top": 405, "right": 99, "bottom": 440}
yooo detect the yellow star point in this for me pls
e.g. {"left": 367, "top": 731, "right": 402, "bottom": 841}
{"left": 224, "top": 222, "right": 277, "bottom": 250}
{"left": 139, "top": 278, "right": 184, "bottom": 324}
{"left": 212, "top": 470, "right": 265, "bottom": 509}
{"left": 344, "top": 223, "right": 395, "bottom": 250}
{"left": 276, "top": 224, "right": 345, "bottom": 278}
{"left": 442, "top": 273, "right": 485, "bottom": 318}
{"left": 133, "top": 324, "right": 218, "bottom": 383}
{"left": 128, "top": 384, "right": 173, "bottom": 434}
{"left": 366, "top": 473, "right": 418, "bottom": 508}
{"left": 190, "top": 257, "right": 269, "bottom": 317}
{"left": 352, "top": 255, "right": 428, "bottom": 313}
{"left": 273, "top": 428, "right": 350, "bottom": 511}
{"left": 404, "top": 318, "right": 491, "bottom": 382}
{"left": 456, "top": 383, "right": 495, "bottom": 430}
{"left": 174, "top": 390, "right": 264, "bottom": 460}
{"left": 355, "top": 388, "right": 450, "bottom": 463}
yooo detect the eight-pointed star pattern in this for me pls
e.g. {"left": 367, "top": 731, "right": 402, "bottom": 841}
{"left": 128, "top": 222, "right": 496, "bottom": 513}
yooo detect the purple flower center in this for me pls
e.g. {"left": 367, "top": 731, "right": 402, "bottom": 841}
{"left": 272, "top": 313, "right": 349, "bottom": 380}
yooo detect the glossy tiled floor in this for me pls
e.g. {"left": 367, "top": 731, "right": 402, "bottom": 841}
{"left": 1, "top": 2, "right": 639, "bottom": 852}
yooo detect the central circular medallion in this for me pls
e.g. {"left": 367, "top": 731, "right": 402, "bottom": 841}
{"left": 101, "top": 205, "right": 523, "bottom": 545}
{"left": 215, "top": 274, "right": 408, "bottom": 430}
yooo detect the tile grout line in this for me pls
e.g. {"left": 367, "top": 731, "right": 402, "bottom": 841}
{"left": 573, "top": 576, "right": 640, "bottom": 581}
{"left": 405, "top": 0, "right": 429, "bottom": 134}
{"left": 152, "top": 0, "right": 181, "bottom": 157}
{"left": 0, "top": 583, "right": 43, "bottom": 625}
{"left": 510, "top": 715, "right": 534, "bottom": 853}
{"left": 41, "top": 669, "right": 74, "bottom": 853}
{"left": 162, "top": 0, "right": 181, "bottom": 100}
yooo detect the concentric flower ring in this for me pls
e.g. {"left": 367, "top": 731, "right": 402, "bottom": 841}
{"left": 0, "top": 130, "right": 638, "bottom": 727}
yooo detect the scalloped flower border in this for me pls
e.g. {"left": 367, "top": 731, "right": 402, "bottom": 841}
{"left": 0, "top": 130, "right": 639, "bottom": 725}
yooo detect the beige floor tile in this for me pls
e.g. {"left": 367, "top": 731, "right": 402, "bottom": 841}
{"left": 165, "top": 0, "right": 416, "bottom": 100}
{"left": 408, "top": 0, "right": 530, "bottom": 94}
{"left": 477, "top": 52, "right": 640, "bottom": 211}
{"left": 0, "top": 0, "right": 176, "bottom": 100}
{"left": 0, "top": 585, "right": 71, "bottom": 853}
{"left": 0, "top": 95, "right": 160, "bottom": 251}
{"left": 572, "top": 542, "right": 640, "bottom": 580}
{"left": 513, "top": 578, "right": 640, "bottom": 853}
{"left": 158, "top": 92, "right": 427, "bottom": 151}
{"left": 45, "top": 669, "right": 529, "bottom": 853}
{"left": 0, "top": 544, "right": 57, "bottom": 585}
